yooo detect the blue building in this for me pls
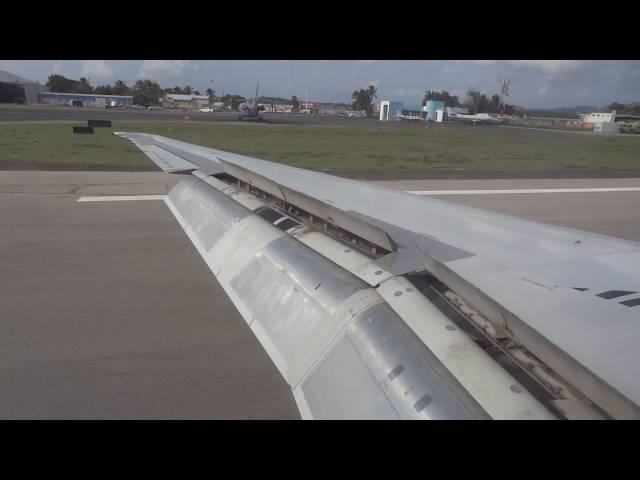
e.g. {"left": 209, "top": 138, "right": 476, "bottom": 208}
{"left": 425, "top": 100, "right": 445, "bottom": 121}
{"left": 38, "top": 92, "right": 133, "bottom": 107}
{"left": 402, "top": 105, "right": 423, "bottom": 118}
{"left": 379, "top": 100, "right": 404, "bottom": 120}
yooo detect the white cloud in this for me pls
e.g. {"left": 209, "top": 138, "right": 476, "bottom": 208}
{"left": 137, "top": 60, "right": 198, "bottom": 78}
{"left": 50, "top": 62, "right": 63, "bottom": 75}
{"left": 81, "top": 60, "right": 112, "bottom": 78}
{"left": 470, "top": 60, "right": 590, "bottom": 76}
{"left": 509, "top": 60, "right": 590, "bottom": 75}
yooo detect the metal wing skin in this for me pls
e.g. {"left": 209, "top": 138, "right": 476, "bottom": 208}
{"left": 114, "top": 132, "right": 640, "bottom": 420}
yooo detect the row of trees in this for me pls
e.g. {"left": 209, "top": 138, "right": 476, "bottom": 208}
{"left": 351, "top": 85, "right": 378, "bottom": 116}
{"left": 46, "top": 75, "right": 160, "bottom": 106}
{"left": 422, "top": 88, "right": 515, "bottom": 115}
{"left": 347, "top": 84, "right": 514, "bottom": 117}
{"left": 46, "top": 75, "right": 95, "bottom": 94}
{"left": 46, "top": 75, "right": 327, "bottom": 111}
{"left": 45, "top": 75, "right": 219, "bottom": 107}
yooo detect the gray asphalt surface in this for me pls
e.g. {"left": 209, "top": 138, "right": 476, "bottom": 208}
{"left": 0, "top": 103, "right": 400, "bottom": 127}
{"left": 374, "top": 178, "right": 640, "bottom": 241}
{"left": 2, "top": 172, "right": 639, "bottom": 419}
{"left": 0, "top": 172, "right": 299, "bottom": 419}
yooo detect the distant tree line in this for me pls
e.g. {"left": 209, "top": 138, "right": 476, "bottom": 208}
{"left": 607, "top": 102, "right": 640, "bottom": 115}
{"left": 422, "top": 90, "right": 461, "bottom": 108}
{"left": 45, "top": 74, "right": 167, "bottom": 107}
{"left": 46, "top": 74, "right": 95, "bottom": 94}
{"left": 422, "top": 88, "right": 515, "bottom": 115}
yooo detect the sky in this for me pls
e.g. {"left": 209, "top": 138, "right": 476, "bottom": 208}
{"left": 1, "top": 60, "right": 639, "bottom": 108}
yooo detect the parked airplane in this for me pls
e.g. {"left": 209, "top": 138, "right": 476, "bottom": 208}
{"left": 111, "top": 130, "right": 640, "bottom": 420}
{"left": 446, "top": 108, "right": 504, "bottom": 125}
{"left": 395, "top": 113, "right": 426, "bottom": 122}
{"left": 336, "top": 110, "right": 367, "bottom": 119}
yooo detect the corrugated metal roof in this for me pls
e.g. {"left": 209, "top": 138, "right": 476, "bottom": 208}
{"left": 0, "top": 70, "right": 38, "bottom": 84}
{"left": 39, "top": 92, "right": 132, "bottom": 99}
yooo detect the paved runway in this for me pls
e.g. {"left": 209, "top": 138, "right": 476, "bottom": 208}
{"left": 373, "top": 178, "right": 640, "bottom": 241}
{"left": 0, "top": 103, "right": 401, "bottom": 127}
{"left": 0, "top": 172, "right": 298, "bottom": 419}
{"left": 2, "top": 171, "right": 639, "bottom": 419}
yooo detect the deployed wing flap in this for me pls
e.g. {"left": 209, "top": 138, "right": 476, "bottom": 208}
{"left": 114, "top": 131, "right": 640, "bottom": 419}
{"left": 158, "top": 173, "right": 559, "bottom": 419}
{"left": 162, "top": 175, "right": 501, "bottom": 419}
{"left": 217, "top": 158, "right": 397, "bottom": 253}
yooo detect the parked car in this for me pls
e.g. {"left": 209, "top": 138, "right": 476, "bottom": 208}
{"left": 199, "top": 107, "right": 213, "bottom": 113}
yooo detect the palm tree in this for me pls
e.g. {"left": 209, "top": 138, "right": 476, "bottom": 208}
{"left": 367, "top": 84, "right": 378, "bottom": 116}
{"left": 206, "top": 88, "right": 215, "bottom": 105}
{"left": 367, "top": 84, "right": 377, "bottom": 101}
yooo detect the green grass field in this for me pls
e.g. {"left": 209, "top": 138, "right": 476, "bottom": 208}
{"left": 1, "top": 121, "right": 639, "bottom": 177}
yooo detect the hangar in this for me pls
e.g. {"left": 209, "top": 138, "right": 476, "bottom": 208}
{"left": 0, "top": 70, "right": 46, "bottom": 104}
{"left": 38, "top": 92, "right": 133, "bottom": 107}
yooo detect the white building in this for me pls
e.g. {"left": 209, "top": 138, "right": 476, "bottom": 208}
{"left": 164, "top": 94, "right": 210, "bottom": 109}
{"left": 579, "top": 111, "right": 616, "bottom": 124}
{"left": 379, "top": 100, "right": 403, "bottom": 121}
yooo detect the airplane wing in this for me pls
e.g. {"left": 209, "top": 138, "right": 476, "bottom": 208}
{"left": 112, "top": 131, "right": 640, "bottom": 420}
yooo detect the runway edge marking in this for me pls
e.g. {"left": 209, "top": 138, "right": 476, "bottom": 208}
{"left": 407, "top": 187, "right": 640, "bottom": 195}
{"left": 77, "top": 195, "right": 167, "bottom": 202}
